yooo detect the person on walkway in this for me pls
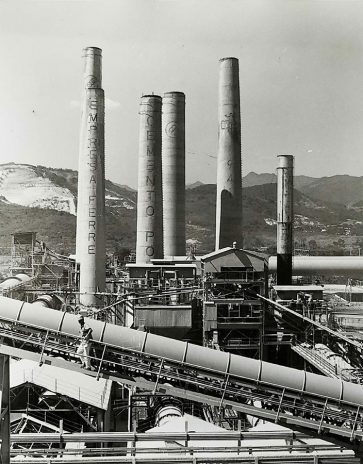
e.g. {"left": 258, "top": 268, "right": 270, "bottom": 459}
{"left": 77, "top": 315, "right": 93, "bottom": 369}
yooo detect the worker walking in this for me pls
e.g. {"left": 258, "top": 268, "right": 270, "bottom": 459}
{"left": 77, "top": 315, "right": 93, "bottom": 369}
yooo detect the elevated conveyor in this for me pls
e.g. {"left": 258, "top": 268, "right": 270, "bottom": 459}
{"left": 1, "top": 296, "right": 363, "bottom": 452}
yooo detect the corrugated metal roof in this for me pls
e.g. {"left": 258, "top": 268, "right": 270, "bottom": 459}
{"left": 10, "top": 359, "right": 111, "bottom": 410}
{"left": 201, "top": 247, "right": 233, "bottom": 260}
{"left": 202, "top": 247, "right": 267, "bottom": 263}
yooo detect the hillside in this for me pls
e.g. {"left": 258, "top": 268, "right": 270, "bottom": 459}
{"left": 242, "top": 172, "right": 363, "bottom": 207}
{"left": 0, "top": 163, "right": 136, "bottom": 215}
{"left": 0, "top": 163, "right": 137, "bottom": 254}
{"left": 0, "top": 163, "right": 362, "bottom": 256}
{"left": 298, "top": 175, "right": 363, "bottom": 207}
{"left": 242, "top": 172, "right": 318, "bottom": 190}
{"left": 186, "top": 183, "right": 363, "bottom": 252}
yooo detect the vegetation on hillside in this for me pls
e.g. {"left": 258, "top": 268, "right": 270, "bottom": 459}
{"left": 1, "top": 164, "right": 363, "bottom": 257}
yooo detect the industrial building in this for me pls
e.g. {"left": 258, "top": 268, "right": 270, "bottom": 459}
{"left": 1, "top": 46, "right": 363, "bottom": 464}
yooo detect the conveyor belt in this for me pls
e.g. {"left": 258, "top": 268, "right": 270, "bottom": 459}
{"left": 0, "top": 295, "right": 363, "bottom": 451}
{"left": 258, "top": 293, "right": 363, "bottom": 349}
{"left": 291, "top": 344, "right": 339, "bottom": 378}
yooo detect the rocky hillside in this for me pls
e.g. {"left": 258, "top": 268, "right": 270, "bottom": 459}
{"left": 0, "top": 164, "right": 77, "bottom": 214}
{"left": 0, "top": 163, "right": 136, "bottom": 215}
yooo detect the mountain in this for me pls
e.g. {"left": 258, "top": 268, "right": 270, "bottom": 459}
{"left": 0, "top": 163, "right": 137, "bottom": 255}
{"left": 242, "top": 172, "right": 318, "bottom": 190}
{"left": 0, "top": 163, "right": 136, "bottom": 215}
{"left": 242, "top": 172, "right": 277, "bottom": 187}
{"left": 298, "top": 175, "right": 363, "bottom": 207}
{"left": 0, "top": 163, "right": 362, "bottom": 256}
{"left": 186, "top": 183, "right": 363, "bottom": 252}
{"left": 0, "top": 163, "right": 77, "bottom": 214}
{"left": 186, "top": 181, "right": 205, "bottom": 189}
{"left": 242, "top": 172, "right": 363, "bottom": 207}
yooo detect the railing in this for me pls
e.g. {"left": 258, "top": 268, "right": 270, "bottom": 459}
{"left": 217, "top": 316, "right": 262, "bottom": 324}
{"left": 15, "top": 367, "right": 108, "bottom": 408}
{"left": 22, "top": 408, "right": 81, "bottom": 433}
{"left": 292, "top": 344, "right": 338, "bottom": 378}
{"left": 223, "top": 338, "right": 262, "bottom": 348}
{"left": 9, "top": 442, "right": 358, "bottom": 464}
{"left": 1, "top": 315, "right": 363, "bottom": 446}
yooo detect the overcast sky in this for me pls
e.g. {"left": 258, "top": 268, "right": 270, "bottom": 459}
{"left": 1, "top": 0, "right": 363, "bottom": 187}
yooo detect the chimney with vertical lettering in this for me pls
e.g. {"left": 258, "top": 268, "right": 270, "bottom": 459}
{"left": 76, "top": 47, "right": 105, "bottom": 306}
{"left": 136, "top": 94, "right": 163, "bottom": 263}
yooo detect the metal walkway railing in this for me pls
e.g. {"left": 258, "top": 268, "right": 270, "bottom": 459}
{"left": 1, "top": 300, "right": 363, "bottom": 453}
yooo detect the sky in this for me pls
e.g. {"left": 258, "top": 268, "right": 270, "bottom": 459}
{"left": 1, "top": 0, "right": 363, "bottom": 188}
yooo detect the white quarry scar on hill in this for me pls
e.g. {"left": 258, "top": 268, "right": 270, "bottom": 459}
{"left": 0, "top": 164, "right": 77, "bottom": 214}
{"left": 0, "top": 163, "right": 135, "bottom": 215}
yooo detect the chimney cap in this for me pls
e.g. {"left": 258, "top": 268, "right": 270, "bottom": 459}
{"left": 141, "top": 94, "right": 162, "bottom": 99}
{"left": 82, "top": 47, "right": 102, "bottom": 56}
{"left": 219, "top": 57, "right": 238, "bottom": 62}
{"left": 163, "top": 91, "right": 185, "bottom": 97}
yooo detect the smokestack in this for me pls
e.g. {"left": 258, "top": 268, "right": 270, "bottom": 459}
{"left": 276, "top": 154, "right": 294, "bottom": 285}
{"left": 162, "top": 92, "right": 186, "bottom": 257}
{"left": 76, "top": 47, "right": 105, "bottom": 306}
{"left": 215, "top": 57, "right": 242, "bottom": 250}
{"left": 136, "top": 95, "right": 163, "bottom": 263}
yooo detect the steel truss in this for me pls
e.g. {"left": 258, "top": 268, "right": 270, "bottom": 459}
{"left": 1, "top": 315, "right": 363, "bottom": 455}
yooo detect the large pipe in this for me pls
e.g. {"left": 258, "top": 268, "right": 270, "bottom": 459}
{"left": 155, "top": 404, "right": 182, "bottom": 427}
{"left": 32, "top": 294, "right": 56, "bottom": 308}
{"left": 76, "top": 47, "right": 105, "bottom": 307}
{"left": 269, "top": 255, "right": 363, "bottom": 278}
{"left": 215, "top": 57, "right": 242, "bottom": 250}
{"left": 1, "top": 295, "right": 363, "bottom": 408}
{"left": 136, "top": 95, "right": 163, "bottom": 263}
{"left": 162, "top": 92, "right": 186, "bottom": 257}
{"left": 276, "top": 155, "right": 294, "bottom": 285}
{"left": 0, "top": 274, "right": 31, "bottom": 294}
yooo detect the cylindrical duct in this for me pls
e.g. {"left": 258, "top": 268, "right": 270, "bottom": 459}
{"left": 1, "top": 294, "right": 363, "bottom": 408}
{"left": 155, "top": 404, "right": 182, "bottom": 427}
{"left": 162, "top": 92, "right": 186, "bottom": 257}
{"left": 136, "top": 95, "right": 163, "bottom": 263}
{"left": 32, "top": 294, "right": 56, "bottom": 308}
{"left": 0, "top": 274, "right": 31, "bottom": 294}
{"left": 76, "top": 47, "right": 105, "bottom": 307}
{"left": 215, "top": 57, "right": 242, "bottom": 251}
{"left": 276, "top": 155, "right": 294, "bottom": 285}
{"left": 269, "top": 255, "right": 363, "bottom": 277}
